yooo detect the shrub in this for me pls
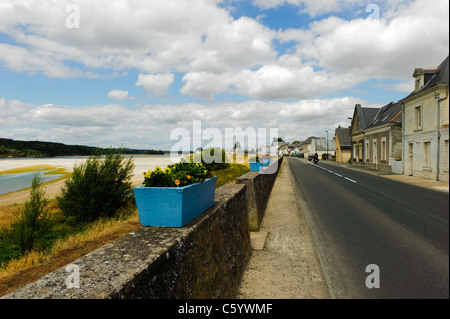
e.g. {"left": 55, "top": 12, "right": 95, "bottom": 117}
{"left": 57, "top": 149, "right": 135, "bottom": 223}
{"left": 188, "top": 148, "right": 230, "bottom": 171}
{"left": 5, "top": 173, "right": 54, "bottom": 255}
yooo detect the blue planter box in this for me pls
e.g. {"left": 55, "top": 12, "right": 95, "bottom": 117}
{"left": 249, "top": 162, "right": 262, "bottom": 171}
{"left": 133, "top": 177, "right": 217, "bottom": 227}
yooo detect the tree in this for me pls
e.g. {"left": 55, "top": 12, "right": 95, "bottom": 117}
{"left": 7, "top": 173, "right": 54, "bottom": 254}
{"left": 57, "top": 149, "right": 135, "bottom": 223}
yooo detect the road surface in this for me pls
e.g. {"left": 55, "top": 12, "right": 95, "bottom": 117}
{"left": 287, "top": 157, "right": 449, "bottom": 299}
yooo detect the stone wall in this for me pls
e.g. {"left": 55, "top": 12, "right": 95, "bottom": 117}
{"left": 2, "top": 184, "right": 251, "bottom": 299}
{"left": 236, "top": 156, "right": 283, "bottom": 231}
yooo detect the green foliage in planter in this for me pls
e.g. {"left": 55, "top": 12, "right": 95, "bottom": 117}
{"left": 189, "top": 148, "right": 230, "bottom": 171}
{"left": 57, "top": 149, "right": 135, "bottom": 224}
{"left": 142, "top": 162, "right": 213, "bottom": 188}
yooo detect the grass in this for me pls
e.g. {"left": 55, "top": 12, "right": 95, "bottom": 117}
{"left": 213, "top": 164, "right": 250, "bottom": 188}
{"left": 0, "top": 161, "right": 250, "bottom": 297}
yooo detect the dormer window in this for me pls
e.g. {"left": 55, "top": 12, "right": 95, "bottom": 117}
{"left": 415, "top": 78, "right": 421, "bottom": 91}
{"left": 414, "top": 75, "right": 424, "bottom": 92}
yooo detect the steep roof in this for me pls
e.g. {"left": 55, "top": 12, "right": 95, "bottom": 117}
{"left": 335, "top": 127, "right": 351, "bottom": 147}
{"left": 351, "top": 104, "right": 379, "bottom": 135}
{"left": 300, "top": 136, "right": 318, "bottom": 145}
{"left": 365, "top": 101, "right": 402, "bottom": 130}
{"left": 403, "top": 55, "right": 449, "bottom": 100}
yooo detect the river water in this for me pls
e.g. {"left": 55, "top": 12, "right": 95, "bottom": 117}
{"left": 0, "top": 155, "right": 181, "bottom": 196}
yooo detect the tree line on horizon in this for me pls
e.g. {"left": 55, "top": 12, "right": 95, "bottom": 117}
{"left": 0, "top": 138, "right": 165, "bottom": 158}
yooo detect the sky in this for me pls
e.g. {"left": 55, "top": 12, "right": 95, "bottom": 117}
{"left": 0, "top": 0, "right": 448, "bottom": 151}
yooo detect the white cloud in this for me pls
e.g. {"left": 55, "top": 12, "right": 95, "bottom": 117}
{"left": 279, "top": 0, "right": 449, "bottom": 81}
{"left": 31, "top": 104, "right": 131, "bottom": 127}
{"left": 0, "top": 0, "right": 233, "bottom": 77}
{"left": 0, "top": 0, "right": 448, "bottom": 102}
{"left": 135, "top": 73, "right": 175, "bottom": 97}
{"left": 107, "top": 90, "right": 129, "bottom": 101}
{"left": 1, "top": 96, "right": 378, "bottom": 149}
{"left": 181, "top": 60, "right": 363, "bottom": 100}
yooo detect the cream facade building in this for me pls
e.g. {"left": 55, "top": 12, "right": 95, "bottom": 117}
{"left": 400, "top": 56, "right": 449, "bottom": 182}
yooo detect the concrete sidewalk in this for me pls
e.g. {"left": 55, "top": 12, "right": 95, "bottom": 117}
{"left": 323, "top": 160, "right": 449, "bottom": 193}
{"left": 237, "top": 159, "right": 329, "bottom": 299}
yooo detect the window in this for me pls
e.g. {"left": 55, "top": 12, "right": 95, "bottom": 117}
{"left": 424, "top": 142, "right": 431, "bottom": 168}
{"left": 415, "top": 79, "right": 420, "bottom": 91}
{"left": 415, "top": 106, "right": 422, "bottom": 129}
{"left": 382, "top": 140, "right": 386, "bottom": 161}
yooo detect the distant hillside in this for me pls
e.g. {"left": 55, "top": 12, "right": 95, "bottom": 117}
{"left": 0, "top": 138, "right": 165, "bottom": 158}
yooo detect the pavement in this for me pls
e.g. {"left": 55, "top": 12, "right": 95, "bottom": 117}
{"left": 237, "top": 157, "right": 448, "bottom": 299}
{"left": 237, "top": 159, "right": 329, "bottom": 299}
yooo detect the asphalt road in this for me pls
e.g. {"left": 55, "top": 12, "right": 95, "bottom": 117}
{"left": 287, "top": 157, "right": 449, "bottom": 299}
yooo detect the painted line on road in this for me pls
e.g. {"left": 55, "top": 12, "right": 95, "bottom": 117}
{"left": 308, "top": 162, "right": 358, "bottom": 184}
{"left": 344, "top": 177, "right": 357, "bottom": 184}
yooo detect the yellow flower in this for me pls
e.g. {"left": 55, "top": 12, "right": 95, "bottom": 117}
{"left": 186, "top": 175, "right": 191, "bottom": 179}
{"left": 175, "top": 179, "right": 181, "bottom": 186}
{"left": 155, "top": 166, "right": 162, "bottom": 172}
{"left": 164, "top": 168, "right": 171, "bottom": 174}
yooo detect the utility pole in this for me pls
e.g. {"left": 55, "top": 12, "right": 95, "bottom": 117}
{"left": 325, "top": 130, "right": 328, "bottom": 160}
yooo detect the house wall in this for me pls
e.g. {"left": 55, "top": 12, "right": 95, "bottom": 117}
{"left": 364, "top": 125, "right": 402, "bottom": 173}
{"left": 335, "top": 136, "right": 351, "bottom": 163}
{"left": 351, "top": 133, "right": 365, "bottom": 165}
{"left": 403, "top": 86, "right": 449, "bottom": 181}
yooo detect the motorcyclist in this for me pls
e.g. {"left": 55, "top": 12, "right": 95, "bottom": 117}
{"left": 314, "top": 153, "right": 319, "bottom": 160}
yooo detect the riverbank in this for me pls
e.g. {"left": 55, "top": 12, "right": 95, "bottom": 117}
{"left": 0, "top": 155, "right": 182, "bottom": 205}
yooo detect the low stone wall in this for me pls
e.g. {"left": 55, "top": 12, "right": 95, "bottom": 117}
{"left": 236, "top": 157, "right": 283, "bottom": 231}
{"left": 2, "top": 183, "right": 251, "bottom": 299}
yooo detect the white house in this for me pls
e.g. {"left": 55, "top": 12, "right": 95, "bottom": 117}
{"left": 400, "top": 55, "right": 449, "bottom": 182}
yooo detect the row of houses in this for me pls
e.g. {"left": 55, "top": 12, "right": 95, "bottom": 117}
{"left": 335, "top": 55, "right": 449, "bottom": 182}
{"left": 278, "top": 137, "right": 336, "bottom": 158}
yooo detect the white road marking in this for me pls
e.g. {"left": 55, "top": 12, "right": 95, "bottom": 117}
{"left": 344, "top": 177, "right": 357, "bottom": 184}
{"left": 308, "top": 162, "right": 358, "bottom": 184}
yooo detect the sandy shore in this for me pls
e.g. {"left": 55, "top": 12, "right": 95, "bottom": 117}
{"left": 0, "top": 155, "right": 181, "bottom": 206}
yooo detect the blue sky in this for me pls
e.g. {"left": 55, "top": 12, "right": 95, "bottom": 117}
{"left": 0, "top": 0, "right": 448, "bottom": 150}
